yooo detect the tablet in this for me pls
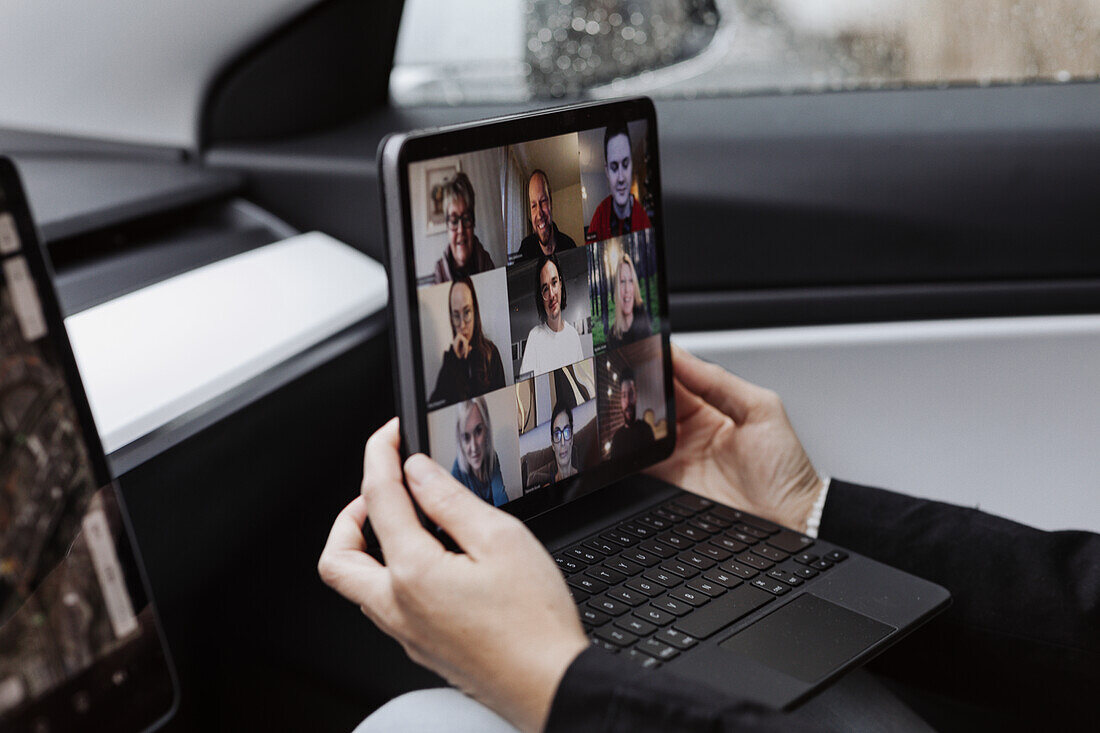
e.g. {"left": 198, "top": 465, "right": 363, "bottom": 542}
{"left": 0, "top": 158, "right": 177, "bottom": 731}
{"left": 380, "top": 97, "right": 675, "bottom": 521}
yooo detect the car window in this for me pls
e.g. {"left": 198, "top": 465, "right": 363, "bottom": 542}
{"left": 391, "top": 0, "right": 1100, "bottom": 105}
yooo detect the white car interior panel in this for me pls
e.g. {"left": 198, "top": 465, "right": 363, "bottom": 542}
{"left": 65, "top": 232, "right": 388, "bottom": 453}
{"left": 0, "top": 0, "right": 316, "bottom": 147}
{"left": 675, "top": 315, "right": 1100, "bottom": 533}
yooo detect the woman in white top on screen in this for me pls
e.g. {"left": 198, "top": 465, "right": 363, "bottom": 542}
{"left": 518, "top": 254, "right": 584, "bottom": 378}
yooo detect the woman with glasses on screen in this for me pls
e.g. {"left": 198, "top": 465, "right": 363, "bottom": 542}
{"left": 550, "top": 401, "right": 578, "bottom": 482}
{"left": 451, "top": 396, "right": 508, "bottom": 507}
{"left": 606, "top": 251, "right": 651, "bottom": 351}
{"left": 432, "top": 172, "right": 496, "bottom": 283}
{"left": 429, "top": 274, "right": 506, "bottom": 406}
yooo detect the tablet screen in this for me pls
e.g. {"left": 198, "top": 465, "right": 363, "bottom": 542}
{"left": 395, "top": 101, "right": 674, "bottom": 516}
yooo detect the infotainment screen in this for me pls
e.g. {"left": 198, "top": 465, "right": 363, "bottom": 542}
{"left": 381, "top": 98, "right": 675, "bottom": 520}
{"left": 0, "top": 159, "right": 176, "bottom": 731}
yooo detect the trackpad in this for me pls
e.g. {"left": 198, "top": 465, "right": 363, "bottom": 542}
{"left": 718, "top": 594, "right": 895, "bottom": 683}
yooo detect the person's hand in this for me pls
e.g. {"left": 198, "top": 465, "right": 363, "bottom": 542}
{"left": 648, "top": 345, "right": 824, "bottom": 532}
{"left": 452, "top": 332, "right": 471, "bottom": 359}
{"left": 318, "top": 419, "right": 588, "bottom": 733}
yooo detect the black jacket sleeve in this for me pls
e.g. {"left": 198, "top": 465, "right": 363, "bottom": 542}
{"left": 546, "top": 646, "right": 815, "bottom": 733}
{"left": 819, "top": 479, "right": 1100, "bottom": 725}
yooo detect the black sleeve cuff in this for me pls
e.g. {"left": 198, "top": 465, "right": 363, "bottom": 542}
{"left": 545, "top": 646, "right": 806, "bottom": 732}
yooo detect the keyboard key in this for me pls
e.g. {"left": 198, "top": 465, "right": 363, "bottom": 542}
{"left": 588, "top": 595, "right": 630, "bottom": 616}
{"left": 585, "top": 538, "right": 618, "bottom": 555}
{"left": 606, "top": 587, "right": 647, "bottom": 607}
{"left": 651, "top": 596, "right": 693, "bottom": 616}
{"left": 736, "top": 552, "right": 774, "bottom": 570}
{"left": 638, "top": 540, "right": 676, "bottom": 559}
{"left": 652, "top": 508, "right": 684, "bottom": 523}
{"left": 718, "top": 560, "right": 759, "bottom": 579}
{"left": 660, "top": 501, "right": 694, "bottom": 518}
{"left": 676, "top": 551, "right": 716, "bottom": 570}
{"left": 624, "top": 649, "right": 661, "bottom": 669}
{"left": 793, "top": 553, "right": 819, "bottom": 566}
{"left": 656, "top": 627, "right": 698, "bottom": 650}
{"left": 623, "top": 549, "right": 661, "bottom": 567}
{"left": 753, "top": 545, "right": 789, "bottom": 562}
{"left": 687, "top": 577, "right": 727, "bottom": 597}
{"left": 594, "top": 626, "right": 638, "bottom": 647}
{"left": 707, "top": 507, "right": 780, "bottom": 535}
{"left": 702, "top": 569, "right": 743, "bottom": 588}
{"left": 750, "top": 577, "right": 792, "bottom": 595}
{"left": 601, "top": 531, "right": 638, "bottom": 547}
{"left": 698, "top": 512, "right": 733, "bottom": 529}
{"left": 568, "top": 547, "right": 603, "bottom": 564}
{"left": 709, "top": 536, "right": 748, "bottom": 554}
{"left": 672, "top": 525, "right": 709, "bottom": 542}
{"left": 590, "top": 637, "right": 619, "bottom": 653}
{"left": 767, "top": 530, "right": 815, "bottom": 554}
{"left": 643, "top": 569, "right": 682, "bottom": 587}
{"left": 637, "top": 638, "right": 680, "bottom": 661}
{"left": 659, "top": 532, "right": 692, "bottom": 550}
{"left": 579, "top": 608, "right": 610, "bottom": 627}
{"left": 688, "top": 519, "right": 721, "bottom": 534}
{"left": 605, "top": 558, "right": 644, "bottom": 576}
{"left": 734, "top": 523, "right": 770, "bottom": 540}
{"left": 586, "top": 566, "right": 626, "bottom": 585}
{"left": 669, "top": 587, "right": 710, "bottom": 607}
{"left": 736, "top": 514, "right": 781, "bottom": 534}
{"left": 625, "top": 577, "right": 664, "bottom": 597}
{"left": 725, "top": 530, "right": 760, "bottom": 546}
{"left": 620, "top": 522, "right": 656, "bottom": 539}
{"left": 824, "top": 550, "right": 849, "bottom": 563}
{"left": 568, "top": 576, "right": 607, "bottom": 594}
{"left": 671, "top": 495, "right": 713, "bottom": 514}
{"left": 635, "top": 514, "right": 673, "bottom": 532}
{"left": 707, "top": 505, "right": 741, "bottom": 523}
{"left": 767, "top": 568, "right": 804, "bottom": 586}
{"left": 660, "top": 561, "right": 699, "bottom": 579}
{"left": 633, "top": 606, "right": 675, "bottom": 626}
{"left": 809, "top": 559, "right": 834, "bottom": 571}
{"left": 569, "top": 588, "right": 590, "bottom": 603}
{"left": 615, "top": 616, "right": 657, "bottom": 636}
{"left": 699, "top": 545, "right": 733, "bottom": 562}
{"left": 790, "top": 565, "right": 818, "bottom": 579}
{"left": 673, "top": 585, "right": 774, "bottom": 639}
{"left": 555, "top": 556, "right": 583, "bottom": 573}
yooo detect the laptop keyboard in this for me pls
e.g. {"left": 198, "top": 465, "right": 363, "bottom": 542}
{"left": 554, "top": 494, "right": 848, "bottom": 669}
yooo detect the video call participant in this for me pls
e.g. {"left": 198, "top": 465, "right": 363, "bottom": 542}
{"left": 429, "top": 275, "right": 507, "bottom": 406}
{"left": 451, "top": 397, "right": 507, "bottom": 507}
{"left": 516, "top": 170, "right": 577, "bottom": 261}
{"left": 518, "top": 254, "right": 584, "bottom": 378}
{"left": 606, "top": 251, "right": 651, "bottom": 350}
{"left": 550, "top": 402, "right": 579, "bottom": 481}
{"left": 607, "top": 367, "right": 655, "bottom": 459}
{"left": 587, "top": 122, "right": 652, "bottom": 242}
{"left": 433, "top": 172, "right": 496, "bottom": 283}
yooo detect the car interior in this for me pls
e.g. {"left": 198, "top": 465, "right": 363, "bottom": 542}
{"left": 2, "top": 1, "right": 1098, "bottom": 730}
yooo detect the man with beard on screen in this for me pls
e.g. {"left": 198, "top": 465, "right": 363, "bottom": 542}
{"left": 607, "top": 367, "right": 654, "bottom": 459}
{"left": 516, "top": 170, "right": 577, "bottom": 262}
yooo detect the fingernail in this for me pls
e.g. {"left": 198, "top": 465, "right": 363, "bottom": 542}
{"left": 404, "top": 454, "right": 435, "bottom": 482}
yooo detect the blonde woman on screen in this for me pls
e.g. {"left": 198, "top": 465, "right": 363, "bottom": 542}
{"left": 451, "top": 396, "right": 508, "bottom": 507}
{"left": 607, "top": 251, "right": 651, "bottom": 350}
